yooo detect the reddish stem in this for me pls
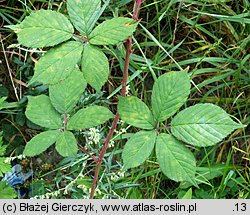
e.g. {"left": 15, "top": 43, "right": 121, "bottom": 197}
{"left": 81, "top": 147, "right": 98, "bottom": 163}
{"left": 89, "top": 113, "right": 119, "bottom": 198}
{"left": 133, "top": 0, "right": 143, "bottom": 20}
{"left": 89, "top": 0, "right": 144, "bottom": 199}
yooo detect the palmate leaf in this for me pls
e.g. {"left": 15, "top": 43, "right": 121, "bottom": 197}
{"left": 151, "top": 71, "right": 190, "bottom": 122}
{"left": 0, "top": 182, "right": 16, "bottom": 199}
{"left": 25, "top": 95, "right": 62, "bottom": 129}
{"left": 171, "top": 103, "right": 246, "bottom": 147}
{"left": 81, "top": 44, "right": 109, "bottom": 91}
{"left": 122, "top": 130, "right": 157, "bottom": 169}
{"left": 24, "top": 130, "right": 60, "bottom": 156}
{"left": 156, "top": 134, "right": 196, "bottom": 183}
{"left": 8, "top": 10, "right": 74, "bottom": 48}
{"left": 29, "top": 41, "right": 83, "bottom": 85}
{"left": 67, "top": 0, "right": 101, "bottom": 35}
{"left": 67, "top": 106, "right": 114, "bottom": 130}
{"left": 56, "top": 131, "right": 78, "bottom": 157}
{"left": 89, "top": 17, "right": 138, "bottom": 45}
{"left": 0, "top": 144, "right": 7, "bottom": 156}
{"left": 24, "top": 130, "right": 78, "bottom": 157}
{"left": 0, "top": 157, "right": 11, "bottom": 177}
{"left": 118, "top": 96, "right": 156, "bottom": 130}
{"left": 49, "top": 68, "right": 87, "bottom": 113}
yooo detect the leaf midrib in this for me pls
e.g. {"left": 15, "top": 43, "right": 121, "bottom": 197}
{"left": 21, "top": 26, "right": 72, "bottom": 33}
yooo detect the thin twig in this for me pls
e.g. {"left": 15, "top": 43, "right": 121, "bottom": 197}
{"left": 0, "top": 36, "right": 20, "bottom": 101}
{"left": 171, "top": 1, "right": 182, "bottom": 47}
{"left": 13, "top": 77, "right": 28, "bottom": 88}
{"left": 89, "top": 0, "right": 144, "bottom": 199}
{"left": 81, "top": 147, "right": 99, "bottom": 163}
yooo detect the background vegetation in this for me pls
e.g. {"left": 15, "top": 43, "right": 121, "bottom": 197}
{"left": 0, "top": 0, "right": 249, "bottom": 199}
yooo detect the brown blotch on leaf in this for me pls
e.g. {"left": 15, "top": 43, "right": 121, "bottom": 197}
{"left": 124, "top": 23, "right": 132, "bottom": 27}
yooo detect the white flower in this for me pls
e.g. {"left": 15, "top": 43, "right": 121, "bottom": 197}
{"left": 102, "top": 194, "right": 108, "bottom": 199}
{"left": 110, "top": 173, "right": 119, "bottom": 181}
{"left": 53, "top": 190, "right": 60, "bottom": 197}
{"left": 121, "top": 128, "right": 126, "bottom": 134}
{"left": 77, "top": 184, "right": 88, "bottom": 193}
{"left": 95, "top": 188, "right": 102, "bottom": 195}
{"left": 88, "top": 141, "right": 93, "bottom": 146}
{"left": 88, "top": 128, "right": 101, "bottom": 144}
{"left": 82, "top": 161, "right": 87, "bottom": 169}
{"left": 109, "top": 140, "right": 115, "bottom": 148}
{"left": 17, "top": 154, "right": 26, "bottom": 160}
{"left": 4, "top": 154, "right": 26, "bottom": 163}
{"left": 118, "top": 171, "right": 125, "bottom": 178}
{"left": 63, "top": 189, "right": 68, "bottom": 195}
{"left": 45, "top": 193, "right": 50, "bottom": 199}
{"left": 119, "top": 120, "right": 125, "bottom": 125}
{"left": 114, "top": 129, "right": 118, "bottom": 134}
{"left": 4, "top": 157, "right": 11, "bottom": 163}
{"left": 125, "top": 85, "right": 130, "bottom": 95}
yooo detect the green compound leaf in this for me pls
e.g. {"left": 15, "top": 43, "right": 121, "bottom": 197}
{"left": 67, "top": 0, "right": 101, "bottom": 35}
{"left": 89, "top": 17, "right": 138, "bottom": 45}
{"left": 29, "top": 41, "right": 83, "bottom": 85}
{"left": 24, "top": 130, "right": 60, "bottom": 156}
{"left": 152, "top": 71, "right": 190, "bottom": 122}
{"left": 0, "top": 158, "right": 11, "bottom": 177}
{"left": 10, "top": 10, "right": 73, "bottom": 48}
{"left": 25, "top": 95, "right": 62, "bottom": 129}
{"left": 56, "top": 131, "right": 78, "bottom": 157}
{"left": 0, "top": 182, "right": 16, "bottom": 199}
{"left": 156, "top": 134, "right": 196, "bottom": 182}
{"left": 67, "top": 106, "right": 114, "bottom": 130}
{"left": 49, "top": 68, "right": 87, "bottom": 113}
{"left": 122, "top": 130, "right": 157, "bottom": 169}
{"left": 81, "top": 44, "right": 109, "bottom": 91}
{"left": 118, "top": 96, "right": 156, "bottom": 130}
{"left": 171, "top": 103, "right": 246, "bottom": 147}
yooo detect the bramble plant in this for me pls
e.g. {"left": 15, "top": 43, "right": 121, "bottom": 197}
{"left": 6, "top": 0, "right": 140, "bottom": 198}
{"left": 6, "top": 0, "right": 246, "bottom": 198}
{"left": 118, "top": 71, "right": 245, "bottom": 184}
{"left": 7, "top": 0, "right": 138, "bottom": 158}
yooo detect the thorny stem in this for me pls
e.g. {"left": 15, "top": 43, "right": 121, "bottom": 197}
{"left": 89, "top": 0, "right": 144, "bottom": 199}
{"left": 89, "top": 113, "right": 119, "bottom": 198}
